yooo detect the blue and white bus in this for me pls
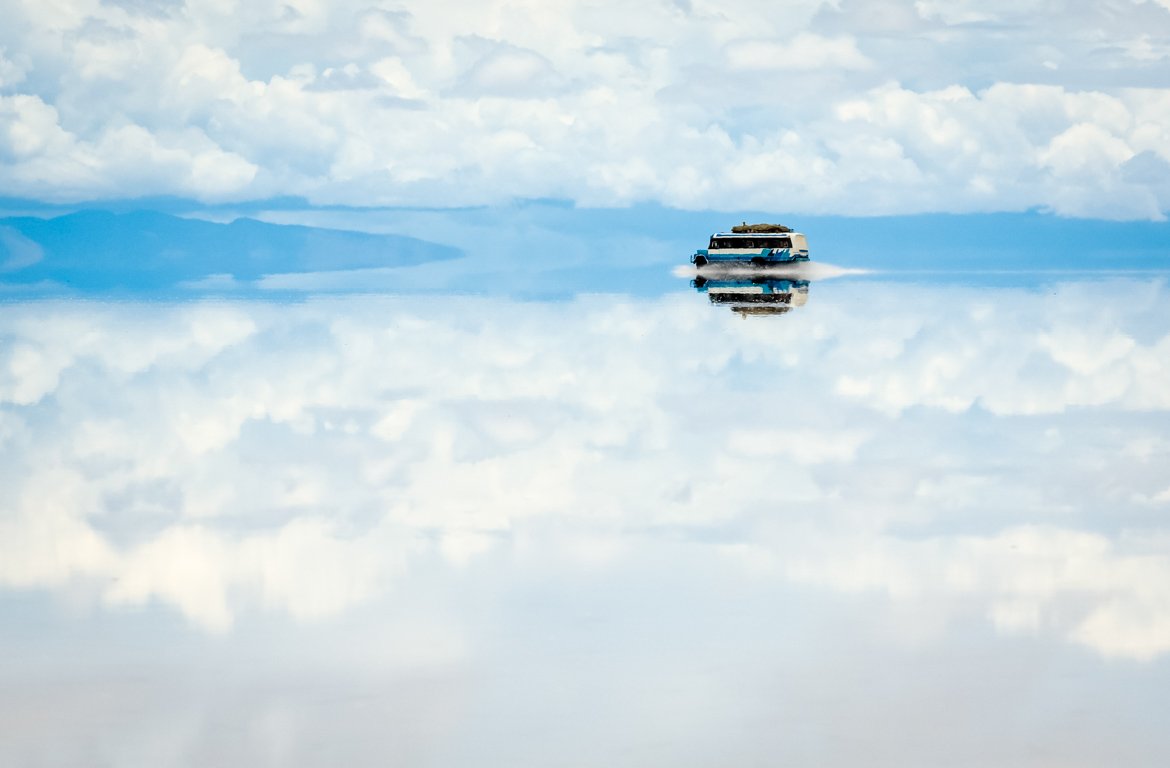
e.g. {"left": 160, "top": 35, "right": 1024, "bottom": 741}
{"left": 692, "top": 225, "right": 809, "bottom": 267}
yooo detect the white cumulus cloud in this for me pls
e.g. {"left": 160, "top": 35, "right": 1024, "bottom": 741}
{"left": 0, "top": 0, "right": 1165, "bottom": 214}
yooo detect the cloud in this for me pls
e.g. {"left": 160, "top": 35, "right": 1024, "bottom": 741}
{"left": 775, "top": 526, "right": 1170, "bottom": 661}
{"left": 0, "top": 92, "right": 258, "bottom": 201}
{"left": 913, "top": 0, "right": 1048, "bottom": 25}
{"left": 453, "top": 43, "right": 565, "bottom": 98}
{"left": 0, "top": 95, "right": 71, "bottom": 161}
{"left": 0, "top": 0, "right": 1167, "bottom": 214}
{"left": 0, "top": 47, "right": 28, "bottom": 87}
{"left": 725, "top": 34, "right": 871, "bottom": 71}
{"left": 0, "top": 278, "right": 1168, "bottom": 658}
{"left": 830, "top": 281, "right": 1170, "bottom": 415}
{"left": 103, "top": 518, "right": 412, "bottom": 632}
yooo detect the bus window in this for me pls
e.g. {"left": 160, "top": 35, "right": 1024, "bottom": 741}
{"left": 758, "top": 237, "right": 790, "bottom": 249}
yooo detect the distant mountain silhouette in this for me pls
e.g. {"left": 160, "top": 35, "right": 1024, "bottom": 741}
{"left": 0, "top": 210, "right": 461, "bottom": 292}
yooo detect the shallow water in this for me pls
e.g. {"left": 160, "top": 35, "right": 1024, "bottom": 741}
{"left": 2, "top": 265, "right": 1169, "bottom": 765}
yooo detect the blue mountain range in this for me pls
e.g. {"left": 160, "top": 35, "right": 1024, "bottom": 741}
{"left": 0, "top": 210, "right": 461, "bottom": 294}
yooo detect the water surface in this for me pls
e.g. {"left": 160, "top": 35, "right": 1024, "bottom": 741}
{"left": 2, "top": 254, "right": 1169, "bottom": 765}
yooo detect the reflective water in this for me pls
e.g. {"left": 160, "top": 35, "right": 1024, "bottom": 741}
{"left": 2, "top": 268, "right": 1170, "bottom": 765}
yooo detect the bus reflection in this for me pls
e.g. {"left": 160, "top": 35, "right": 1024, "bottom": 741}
{"left": 692, "top": 273, "right": 810, "bottom": 318}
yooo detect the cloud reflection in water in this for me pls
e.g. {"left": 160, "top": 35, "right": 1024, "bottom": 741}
{"left": 1, "top": 277, "right": 1169, "bottom": 764}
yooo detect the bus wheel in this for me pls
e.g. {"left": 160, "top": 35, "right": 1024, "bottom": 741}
{"left": 694, "top": 256, "right": 708, "bottom": 268}
{"left": 750, "top": 257, "right": 766, "bottom": 267}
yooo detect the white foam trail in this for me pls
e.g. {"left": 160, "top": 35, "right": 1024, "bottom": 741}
{"left": 672, "top": 262, "right": 872, "bottom": 281}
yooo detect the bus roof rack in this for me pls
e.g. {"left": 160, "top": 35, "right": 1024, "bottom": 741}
{"left": 730, "top": 223, "right": 792, "bottom": 234}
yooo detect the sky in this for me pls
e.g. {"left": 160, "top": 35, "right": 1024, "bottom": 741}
{"left": 2, "top": 0, "right": 1170, "bottom": 217}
